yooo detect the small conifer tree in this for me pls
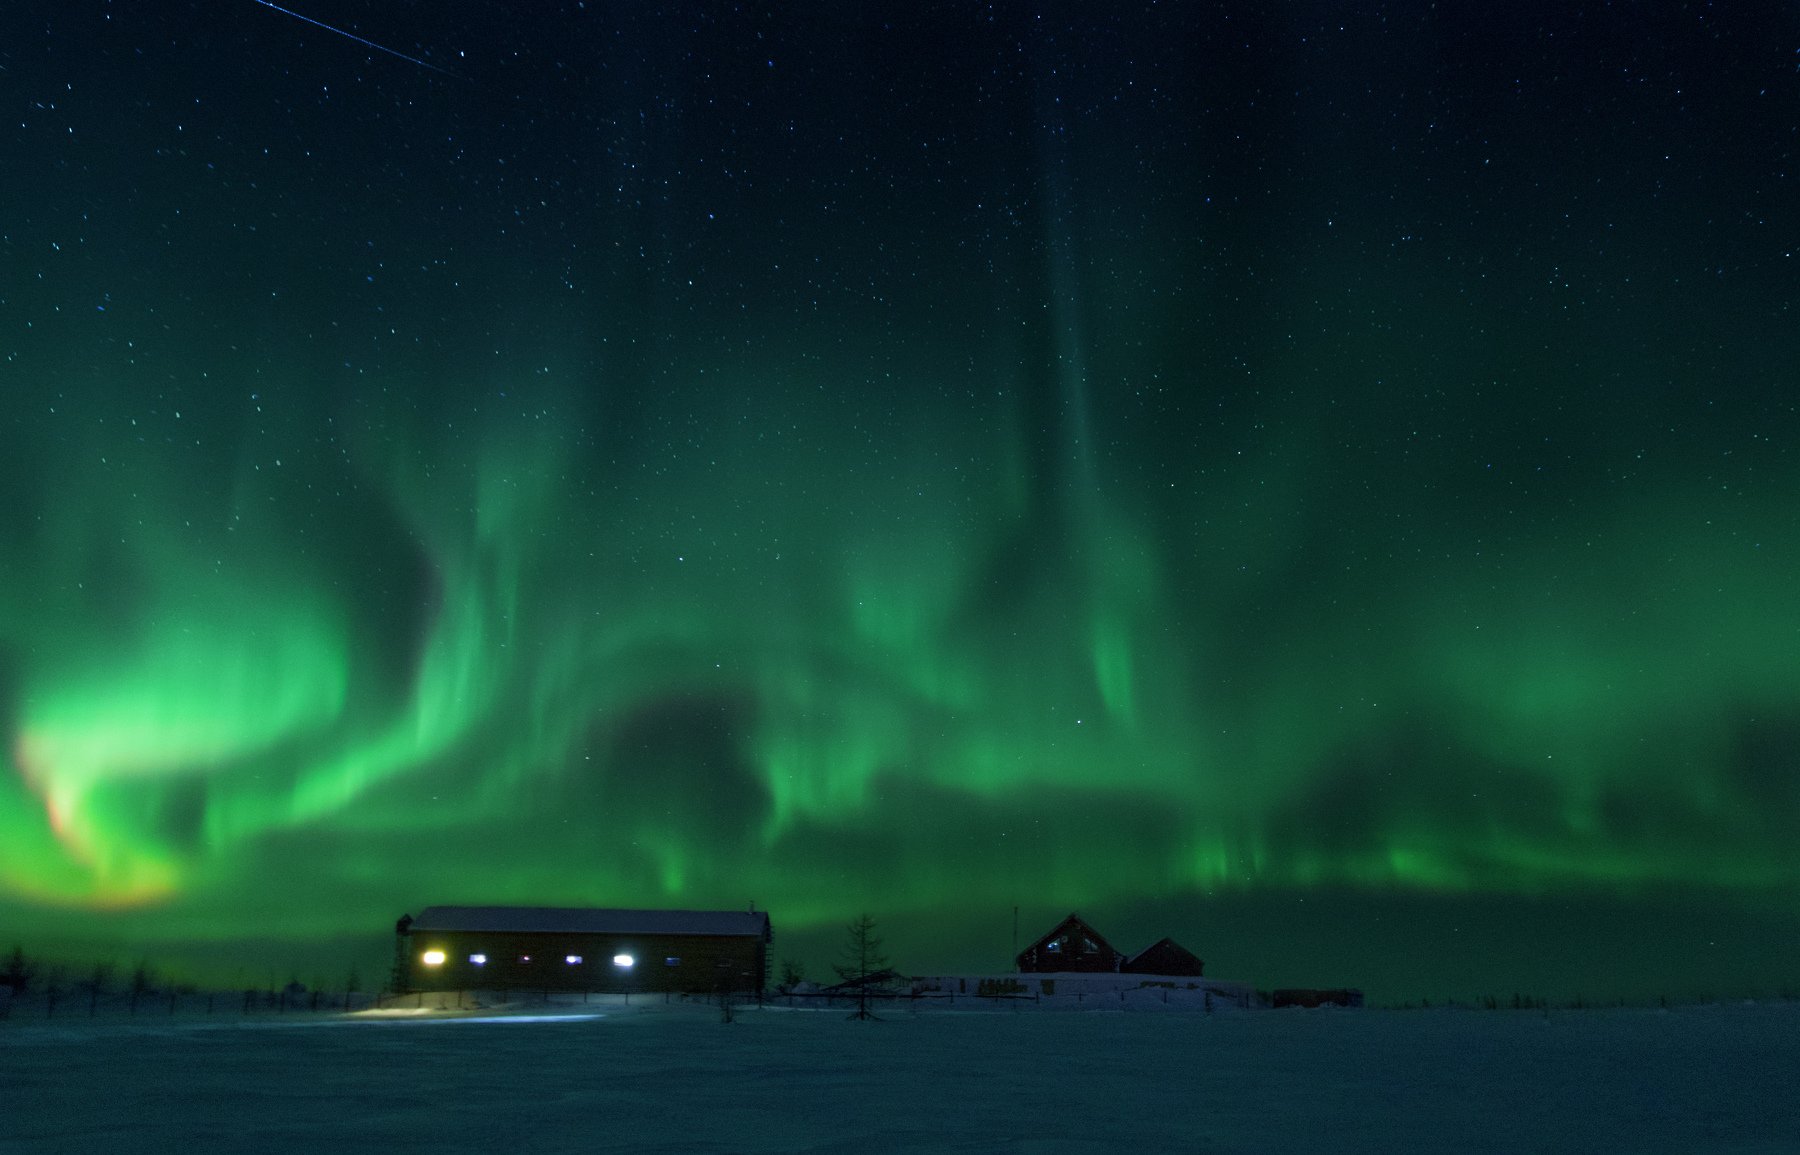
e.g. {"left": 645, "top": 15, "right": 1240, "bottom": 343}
{"left": 778, "top": 958, "right": 806, "bottom": 991}
{"left": 2, "top": 946, "right": 35, "bottom": 996}
{"left": 834, "top": 914, "right": 890, "bottom": 1021}
{"left": 82, "top": 962, "right": 115, "bottom": 1016}
{"left": 129, "top": 962, "right": 157, "bottom": 1014}
{"left": 44, "top": 966, "right": 67, "bottom": 1018}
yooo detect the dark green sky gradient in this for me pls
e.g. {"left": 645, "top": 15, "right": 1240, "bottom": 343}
{"left": 2, "top": 2, "right": 1797, "bottom": 999}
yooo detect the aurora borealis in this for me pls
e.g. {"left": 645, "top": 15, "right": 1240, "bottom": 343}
{"left": 2, "top": 2, "right": 1797, "bottom": 1000}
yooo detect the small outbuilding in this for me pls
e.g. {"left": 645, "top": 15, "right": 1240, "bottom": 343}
{"left": 398, "top": 905, "right": 771, "bottom": 994}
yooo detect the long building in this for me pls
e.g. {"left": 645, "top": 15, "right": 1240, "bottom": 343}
{"left": 398, "top": 905, "right": 771, "bottom": 994}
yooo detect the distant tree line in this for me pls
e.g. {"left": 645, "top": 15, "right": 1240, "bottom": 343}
{"left": 1, "top": 945, "right": 374, "bottom": 1019}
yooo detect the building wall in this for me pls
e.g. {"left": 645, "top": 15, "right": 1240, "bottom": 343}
{"left": 1016, "top": 935, "right": 1126, "bottom": 972}
{"left": 405, "top": 930, "right": 766, "bottom": 993}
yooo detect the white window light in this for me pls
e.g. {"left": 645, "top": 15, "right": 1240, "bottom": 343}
{"left": 520, "top": 955, "right": 532, "bottom": 963}
{"left": 613, "top": 953, "right": 635, "bottom": 969}
{"left": 565, "top": 955, "right": 583, "bottom": 965}
{"left": 421, "top": 949, "right": 446, "bottom": 966}
{"left": 469, "top": 953, "right": 487, "bottom": 966}
{"left": 664, "top": 956, "right": 681, "bottom": 967}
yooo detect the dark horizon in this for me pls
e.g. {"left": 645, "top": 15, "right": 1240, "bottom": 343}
{"left": 8, "top": 885, "right": 1794, "bottom": 1007}
{"left": 2, "top": 1, "right": 1797, "bottom": 1004}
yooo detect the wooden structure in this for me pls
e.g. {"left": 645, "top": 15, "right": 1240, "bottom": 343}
{"left": 398, "top": 905, "right": 770, "bottom": 994}
{"left": 1123, "top": 936, "right": 1205, "bottom": 977}
{"left": 1015, "top": 913, "right": 1128, "bottom": 973}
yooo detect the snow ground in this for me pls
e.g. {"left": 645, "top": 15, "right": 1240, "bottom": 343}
{"left": 3, "top": 997, "right": 1797, "bottom": 1153}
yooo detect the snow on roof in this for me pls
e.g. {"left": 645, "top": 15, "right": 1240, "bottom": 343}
{"left": 408, "top": 905, "right": 771, "bottom": 938}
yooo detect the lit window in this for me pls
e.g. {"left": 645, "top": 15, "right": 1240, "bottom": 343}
{"left": 664, "top": 956, "right": 681, "bottom": 967}
{"left": 469, "top": 953, "right": 488, "bottom": 966}
{"left": 565, "top": 955, "right": 583, "bottom": 965}
{"left": 613, "top": 953, "right": 635, "bottom": 968}
{"left": 520, "top": 955, "right": 532, "bottom": 963}
{"left": 1046, "top": 940, "right": 1061, "bottom": 953}
{"left": 421, "top": 950, "right": 446, "bottom": 966}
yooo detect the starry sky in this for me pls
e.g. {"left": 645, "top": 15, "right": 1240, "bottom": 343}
{"left": 2, "top": 2, "right": 1797, "bottom": 1001}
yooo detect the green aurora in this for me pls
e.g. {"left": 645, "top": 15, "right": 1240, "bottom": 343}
{"left": 1, "top": 2, "right": 1797, "bottom": 999}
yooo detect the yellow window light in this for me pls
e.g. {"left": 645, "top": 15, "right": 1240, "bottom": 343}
{"left": 421, "top": 949, "right": 447, "bottom": 966}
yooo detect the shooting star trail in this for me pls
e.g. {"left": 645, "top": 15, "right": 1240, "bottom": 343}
{"left": 248, "top": 0, "right": 460, "bottom": 77}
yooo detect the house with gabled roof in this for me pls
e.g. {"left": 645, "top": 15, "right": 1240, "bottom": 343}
{"left": 1015, "top": 912, "right": 1129, "bottom": 973}
{"left": 1015, "top": 913, "right": 1204, "bottom": 978}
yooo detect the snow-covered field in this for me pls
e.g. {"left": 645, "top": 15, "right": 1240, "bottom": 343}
{"left": 3, "top": 997, "right": 1797, "bottom": 1153}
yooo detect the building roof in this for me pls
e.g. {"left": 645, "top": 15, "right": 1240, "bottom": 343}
{"left": 1015, "top": 912, "right": 1126, "bottom": 972}
{"left": 1123, "top": 936, "right": 1205, "bottom": 976}
{"left": 407, "top": 905, "right": 771, "bottom": 938}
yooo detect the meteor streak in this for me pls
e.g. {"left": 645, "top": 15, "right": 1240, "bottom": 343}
{"left": 248, "top": 0, "right": 459, "bottom": 77}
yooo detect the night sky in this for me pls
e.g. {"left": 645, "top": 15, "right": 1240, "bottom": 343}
{"left": 3, "top": 2, "right": 1797, "bottom": 1002}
